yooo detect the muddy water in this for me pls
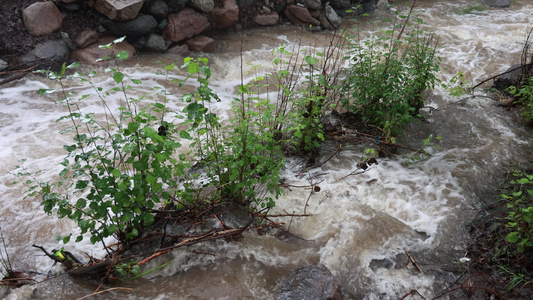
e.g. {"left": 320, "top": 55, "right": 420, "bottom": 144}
{"left": 2, "top": 0, "right": 533, "bottom": 299}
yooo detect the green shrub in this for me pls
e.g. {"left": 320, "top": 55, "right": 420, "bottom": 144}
{"left": 501, "top": 169, "right": 533, "bottom": 253}
{"left": 339, "top": 15, "right": 441, "bottom": 138}
{"left": 25, "top": 38, "right": 192, "bottom": 245}
{"left": 507, "top": 77, "right": 533, "bottom": 122}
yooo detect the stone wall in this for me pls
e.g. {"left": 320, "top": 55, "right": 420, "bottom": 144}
{"left": 0, "top": 0, "right": 379, "bottom": 73}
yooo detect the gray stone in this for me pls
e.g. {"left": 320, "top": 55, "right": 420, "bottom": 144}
{"left": 279, "top": 264, "right": 342, "bottom": 300}
{"left": 482, "top": 0, "right": 510, "bottom": 8}
{"left": 0, "top": 59, "right": 7, "bottom": 72}
{"left": 302, "top": 0, "right": 322, "bottom": 11}
{"left": 328, "top": 0, "right": 350, "bottom": 9}
{"left": 95, "top": 0, "right": 145, "bottom": 21}
{"left": 147, "top": 0, "right": 169, "bottom": 19}
{"left": 190, "top": 0, "right": 215, "bottom": 13}
{"left": 144, "top": 33, "right": 169, "bottom": 52}
{"left": 20, "top": 40, "right": 69, "bottom": 70}
{"left": 324, "top": 4, "right": 342, "bottom": 28}
{"left": 22, "top": 2, "right": 63, "bottom": 37}
{"left": 101, "top": 14, "right": 158, "bottom": 37}
{"left": 168, "top": 0, "right": 190, "bottom": 12}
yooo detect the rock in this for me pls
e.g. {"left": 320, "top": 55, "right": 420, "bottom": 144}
{"left": 482, "top": 0, "right": 510, "bottom": 8}
{"left": 286, "top": 5, "right": 321, "bottom": 26}
{"left": 185, "top": 35, "right": 217, "bottom": 52}
{"left": 319, "top": 14, "right": 334, "bottom": 31}
{"left": 168, "top": 0, "right": 190, "bottom": 12}
{"left": 22, "top": 2, "right": 63, "bottom": 37}
{"left": 147, "top": 0, "right": 169, "bottom": 20}
{"left": 324, "top": 4, "right": 342, "bottom": 28}
{"left": 254, "top": 12, "right": 280, "bottom": 26}
{"left": 20, "top": 40, "right": 69, "bottom": 70}
{"left": 95, "top": 0, "right": 145, "bottom": 21}
{"left": 190, "top": 0, "right": 215, "bottom": 13}
{"left": 212, "top": 0, "right": 239, "bottom": 29}
{"left": 328, "top": 0, "right": 350, "bottom": 10}
{"left": 101, "top": 14, "right": 158, "bottom": 37}
{"left": 144, "top": 33, "right": 169, "bottom": 52}
{"left": 302, "top": 0, "right": 322, "bottom": 11}
{"left": 279, "top": 264, "right": 342, "bottom": 300}
{"left": 168, "top": 44, "right": 190, "bottom": 56}
{"left": 0, "top": 59, "right": 8, "bottom": 72}
{"left": 70, "top": 36, "right": 136, "bottom": 65}
{"left": 163, "top": 8, "right": 209, "bottom": 43}
{"left": 75, "top": 30, "right": 100, "bottom": 48}
{"left": 376, "top": 0, "right": 389, "bottom": 10}
{"left": 235, "top": 0, "right": 256, "bottom": 7}
{"left": 493, "top": 64, "right": 530, "bottom": 91}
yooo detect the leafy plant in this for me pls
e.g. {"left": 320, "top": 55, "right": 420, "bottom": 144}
{"left": 501, "top": 169, "right": 533, "bottom": 253}
{"left": 19, "top": 37, "right": 191, "bottom": 247}
{"left": 442, "top": 71, "right": 472, "bottom": 97}
{"left": 339, "top": 9, "right": 441, "bottom": 138}
{"left": 180, "top": 57, "right": 285, "bottom": 209}
{"left": 507, "top": 77, "right": 533, "bottom": 122}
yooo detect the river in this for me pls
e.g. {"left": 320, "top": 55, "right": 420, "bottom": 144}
{"left": 1, "top": 0, "right": 533, "bottom": 299}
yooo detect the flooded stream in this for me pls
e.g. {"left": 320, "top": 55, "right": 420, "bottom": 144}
{"left": 1, "top": 0, "right": 533, "bottom": 299}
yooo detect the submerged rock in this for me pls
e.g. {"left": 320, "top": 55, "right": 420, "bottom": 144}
{"left": 279, "top": 264, "right": 342, "bottom": 300}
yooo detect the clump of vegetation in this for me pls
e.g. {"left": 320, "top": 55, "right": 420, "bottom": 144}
{"left": 339, "top": 2, "right": 441, "bottom": 143}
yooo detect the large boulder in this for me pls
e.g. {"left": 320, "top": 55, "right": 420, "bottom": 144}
{"left": 254, "top": 12, "right": 280, "bottom": 26}
{"left": 482, "top": 0, "right": 510, "bottom": 8}
{"left": 279, "top": 264, "right": 342, "bottom": 300}
{"left": 75, "top": 30, "right": 100, "bottom": 49}
{"left": 20, "top": 40, "right": 69, "bottom": 70}
{"left": 147, "top": 0, "right": 169, "bottom": 20}
{"left": 144, "top": 33, "right": 170, "bottom": 52}
{"left": 324, "top": 4, "right": 342, "bottom": 28}
{"left": 95, "top": 0, "right": 145, "bottom": 21}
{"left": 22, "top": 2, "right": 63, "bottom": 37}
{"left": 101, "top": 14, "right": 158, "bottom": 37}
{"left": 185, "top": 35, "right": 217, "bottom": 52}
{"left": 285, "top": 5, "right": 321, "bottom": 26}
{"left": 493, "top": 64, "right": 530, "bottom": 91}
{"left": 211, "top": 0, "right": 239, "bottom": 29}
{"left": 70, "top": 36, "right": 136, "bottom": 65}
{"left": 163, "top": 8, "right": 209, "bottom": 43}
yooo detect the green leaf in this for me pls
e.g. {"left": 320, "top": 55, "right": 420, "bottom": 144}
{"left": 113, "top": 72, "right": 124, "bottom": 84}
{"left": 111, "top": 168, "right": 121, "bottom": 178}
{"left": 179, "top": 130, "right": 192, "bottom": 139}
{"left": 305, "top": 56, "right": 319, "bottom": 65}
{"left": 116, "top": 51, "right": 129, "bottom": 61}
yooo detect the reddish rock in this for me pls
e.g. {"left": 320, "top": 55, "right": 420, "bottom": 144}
{"left": 75, "top": 30, "right": 100, "bottom": 48}
{"left": 254, "top": 12, "right": 279, "bottom": 26}
{"left": 286, "top": 5, "right": 321, "bottom": 26}
{"left": 168, "top": 44, "right": 190, "bottom": 57}
{"left": 185, "top": 35, "right": 217, "bottom": 52}
{"left": 70, "top": 36, "right": 136, "bottom": 65}
{"left": 22, "top": 2, "right": 63, "bottom": 37}
{"left": 211, "top": 0, "right": 239, "bottom": 29}
{"left": 95, "top": 0, "right": 144, "bottom": 21}
{"left": 163, "top": 9, "right": 209, "bottom": 43}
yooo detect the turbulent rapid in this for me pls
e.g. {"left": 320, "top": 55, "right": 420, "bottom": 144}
{"left": 1, "top": 0, "right": 533, "bottom": 299}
